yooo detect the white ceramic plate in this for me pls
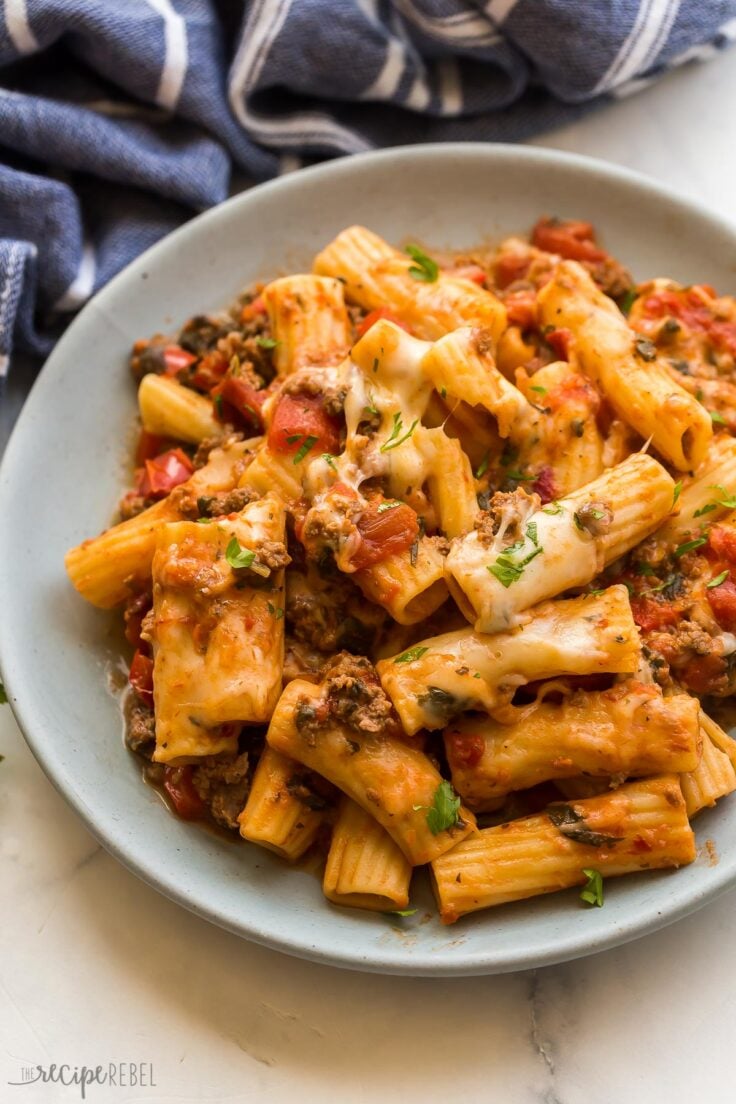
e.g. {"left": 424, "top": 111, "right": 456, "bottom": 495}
{"left": 2, "top": 144, "right": 736, "bottom": 976}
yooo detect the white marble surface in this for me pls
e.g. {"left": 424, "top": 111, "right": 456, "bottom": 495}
{"left": 3, "top": 49, "right": 736, "bottom": 1104}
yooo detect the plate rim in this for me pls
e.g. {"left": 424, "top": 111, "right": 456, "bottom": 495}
{"left": 3, "top": 142, "right": 736, "bottom": 976}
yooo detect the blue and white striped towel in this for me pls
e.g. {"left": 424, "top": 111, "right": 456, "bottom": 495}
{"left": 1, "top": 0, "right": 735, "bottom": 379}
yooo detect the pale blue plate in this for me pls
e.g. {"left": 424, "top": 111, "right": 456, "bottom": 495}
{"left": 2, "top": 145, "right": 735, "bottom": 975}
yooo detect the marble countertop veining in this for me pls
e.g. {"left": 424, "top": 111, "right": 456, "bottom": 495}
{"left": 3, "top": 48, "right": 736, "bottom": 1104}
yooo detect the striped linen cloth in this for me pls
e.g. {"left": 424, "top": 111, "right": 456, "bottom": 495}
{"left": 0, "top": 0, "right": 735, "bottom": 380}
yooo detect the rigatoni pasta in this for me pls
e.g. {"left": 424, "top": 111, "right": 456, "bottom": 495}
{"left": 66, "top": 214, "right": 736, "bottom": 924}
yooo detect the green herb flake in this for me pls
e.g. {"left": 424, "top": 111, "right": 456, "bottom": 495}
{"left": 415, "top": 780, "right": 461, "bottom": 835}
{"left": 384, "top": 908, "right": 418, "bottom": 918}
{"left": 380, "top": 412, "right": 418, "bottom": 453}
{"left": 710, "top": 411, "right": 727, "bottom": 426}
{"left": 255, "top": 336, "right": 279, "bottom": 349}
{"left": 672, "top": 481, "right": 682, "bottom": 508}
{"left": 213, "top": 393, "right": 224, "bottom": 417}
{"left": 475, "top": 451, "right": 490, "bottom": 479}
{"left": 405, "top": 244, "right": 439, "bottom": 283}
{"left": 505, "top": 470, "right": 534, "bottom": 482}
{"left": 196, "top": 517, "right": 213, "bottom": 524}
{"left": 394, "top": 646, "right": 429, "bottom": 665}
{"left": 292, "top": 434, "right": 318, "bottom": 465}
{"left": 377, "top": 500, "right": 403, "bottom": 513}
{"left": 580, "top": 868, "right": 604, "bottom": 907}
{"left": 707, "top": 570, "right": 729, "bottom": 590}
{"left": 541, "top": 501, "right": 563, "bottom": 516}
{"left": 322, "top": 453, "right": 337, "bottom": 471}
{"left": 530, "top": 385, "right": 548, "bottom": 396}
{"left": 226, "top": 538, "right": 256, "bottom": 570}
{"left": 708, "top": 484, "right": 736, "bottom": 509}
{"left": 694, "top": 503, "right": 717, "bottom": 518}
{"left": 674, "top": 537, "right": 708, "bottom": 558}
{"left": 619, "top": 289, "right": 638, "bottom": 316}
{"left": 440, "top": 387, "right": 447, "bottom": 399}
{"left": 634, "top": 337, "right": 657, "bottom": 362}
{"left": 636, "top": 563, "right": 656, "bottom": 576}
{"left": 526, "top": 520, "right": 539, "bottom": 546}
{"left": 0, "top": 682, "right": 7, "bottom": 705}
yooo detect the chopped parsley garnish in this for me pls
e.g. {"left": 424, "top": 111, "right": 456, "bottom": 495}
{"left": 226, "top": 538, "right": 256, "bottom": 570}
{"left": 475, "top": 451, "right": 490, "bottom": 479}
{"left": 634, "top": 337, "right": 657, "bottom": 362}
{"left": 619, "top": 289, "right": 638, "bottom": 316}
{"left": 505, "top": 470, "right": 534, "bottom": 482}
{"left": 377, "top": 500, "right": 403, "bottom": 513}
{"left": 267, "top": 602, "right": 285, "bottom": 618}
{"left": 440, "top": 387, "right": 447, "bottom": 399}
{"left": 530, "top": 384, "right": 548, "bottom": 396}
{"left": 707, "top": 570, "right": 729, "bottom": 590}
{"left": 488, "top": 532, "right": 543, "bottom": 588}
{"left": 711, "top": 411, "right": 727, "bottom": 426}
{"left": 292, "top": 434, "right": 318, "bottom": 464}
{"left": 196, "top": 517, "right": 213, "bottom": 524}
{"left": 380, "top": 412, "right": 418, "bottom": 452}
{"left": 363, "top": 393, "right": 379, "bottom": 417}
{"left": 708, "top": 485, "right": 736, "bottom": 509}
{"left": 213, "top": 393, "right": 224, "bottom": 417}
{"left": 0, "top": 681, "right": 7, "bottom": 705}
{"left": 385, "top": 908, "right": 418, "bottom": 918}
{"left": 694, "top": 503, "right": 717, "bottom": 518}
{"left": 636, "top": 563, "right": 656, "bottom": 576}
{"left": 580, "top": 868, "right": 604, "bottom": 907}
{"left": 541, "top": 501, "right": 563, "bottom": 515}
{"left": 414, "top": 780, "right": 461, "bottom": 835}
{"left": 394, "top": 645, "right": 429, "bottom": 664}
{"left": 405, "top": 244, "right": 439, "bottom": 283}
{"left": 255, "top": 336, "right": 279, "bottom": 349}
{"left": 672, "top": 481, "right": 682, "bottom": 507}
{"left": 322, "top": 453, "right": 337, "bottom": 471}
{"left": 674, "top": 537, "right": 708, "bottom": 557}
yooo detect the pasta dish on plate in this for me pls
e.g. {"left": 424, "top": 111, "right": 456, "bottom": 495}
{"left": 65, "top": 217, "right": 736, "bottom": 923}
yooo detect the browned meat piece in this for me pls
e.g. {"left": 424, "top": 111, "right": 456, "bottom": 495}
{"left": 192, "top": 431, "right": 245, "bottom": 469}
{"left": 322, "top": 652, "right": 393, "bottom": 735}
{"left": 573, "top": 501, "right": 613, "bottom": 537}
{"left": 118, "top": 493, "right": 150, "bottom": 521}
{"left": 175, "top": 486, "right": 258, "bottom": 520}
{"left": 192, "top": 752, "right": 251, "bottom": 830}
{"left": 256, "top": 540, "right": 292, "bottom": 570}
{"left": 127, "top": 700, "right": 155, "bottom": 754}
{"left": 473, "top": 488, "right": 538, "bottom": 547}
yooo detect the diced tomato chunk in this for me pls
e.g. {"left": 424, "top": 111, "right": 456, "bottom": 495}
{"left": 134, "top": 430, "right": 169, "bottom": 465}
{"left": 350, "top": 500, "right": 419, "bottom": 571}
{"left": 211, "top": 375, "right": 267, "bottom": 431}
{"left": 356, "top": 307, "right": 412, "bottom": 340}
{"left": 449, "top": 264, "right": 487, "bottom": 285}
{"left": 531, "top": 218, "right": 606, "bottom": 262}
{"left": 124, "top": 594, "right": 152, "bottom": 650}
{"left": 708, "top": 526, "right": 736, "bottom": 566}
{"left": 446, "top": 729, "right": 485, "bottom": 770}
{"left": 162, "top": 344, "right": 197, "bottom": 377}
{"left": 268, "top": 393, "right": 342, "bottom": 456}
{"left": 240, "top": 295, "right": 266, "bottom": 323}
{"left": 163, "top": 766, "right": 206, "bottom": 821}
{"left": 545, "top": 327, "right": 572, "bottom": 360}
{"left": 190, "top": 350, "right": 229, "bottom": 392}
{"left": 629, "top": 596, "right": 682, "bottom": 633}
{"left": 129, "top": 649, "right": 154, "bottom": 705}
{"left": 135, "top": 448, "right": 193, "bottom": 498}
{"left": 504, "top": 290, "right": 537, "bottom": 329}
{"left": 531, "top": 466, "right": 556, "bottom": 505}
{"left": 707, "top": 576, "right": 736, "bottom": 632}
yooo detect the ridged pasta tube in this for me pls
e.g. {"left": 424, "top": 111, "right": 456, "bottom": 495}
{"left": 314, "top": 225, "right": 507, "bottom": 346}
{"left": 377, "top": 587, "right": 640, "bottom": 735}
{"left": 238, "top": 746, "right": 325, "bottom": 860}
{"left": 445, "top": 684, "right": 701, "bottom": 809}
{"left": 65, "top": 439, "right": 258, "bottom": 608}
{"left": 656, "top": 434, "right": 736, "bottom": 543}
{"left": 681, "top": 712, "right": 736, "bottom": 817}
{"left": 266, "top": 679, "right": 476, "bottom": 865}
{"left": 138, "top": 374, "right": 221, "bottom": 444}
{"left": 431, "top": 776, "right": 696, "bottom": 923}
{"left": 262, "top": 274, "right": 352, "bottom": 375}
{"left": 446, "top": 453, "right": 675, "bottom": 632}
{"left": 538, "top": 260, "right": 712, "bottom": 470}
{"left": 354, "top": 536, "right": 448, "bottom": 625}
{"left": 323, "top": 797, "right": 412, "bottom": 911}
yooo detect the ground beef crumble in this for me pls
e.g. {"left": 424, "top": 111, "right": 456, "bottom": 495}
{"left": 175, "top": 486, "right": 258, "bottom": 520}
{"left": 256, "top": 540, "right": 292, "bottom": 571}
{"left": 126, "top": 700, "right": 155, "bottom": 754}
{"left": 323, "top": 652, "right": 393, "bottom": 735}
{"left": 192, "top": 752, "right": 251, "bottom": 830}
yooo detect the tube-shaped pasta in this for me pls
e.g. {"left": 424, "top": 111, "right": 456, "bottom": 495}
{"left": 238, "top": 445, "right": 304, "bottom": 504}
{"left": 681, "top": 712, "right": 736, "bottom": 817}
{"left": 266, "top": 679, "right": 476, "bottom": 865}
{"left": 238, "top": 746, "right": 325, "bottom": 860}
{"left": 445, "top": 684, "right": 701, "bottom": 809}
{"left": 420, "top": 327, "right": 533, "bottom": 439}
{"left": 262, "top": 274, "right": 352, "bottom": 375}
{"left": 323, "top": 797, "right": 412, "bottom": 911}
{"left": 431, "top": 776, "right": 696, "bottom": 923}
{"left": 377, "top": 587, "right": 640, "bottom": 735}
{"left": 446, "top": 453, "right": 675, "bottom": 632}
{"left": 138, "top": 374, "right": 221, "bottom": 444}
{"left": 65, "top": 439, "right": 258, "bottom": 608}
{"left": 150, "top": 494, "right": 286, "bottom": 762}
{"left": 417, "top": 427, "right": 478, "bottom": 538}
{"left": 314, "top": 225, "right": 507, "bottom": 346}
{"left": 538, "top": 260, "right": 712, "bottom": 470}
{"left": 656, "top": 434, "right": 736, "bottom": 543}
{"left": 354, "top": 536, "right": 448, "bottom": 625}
